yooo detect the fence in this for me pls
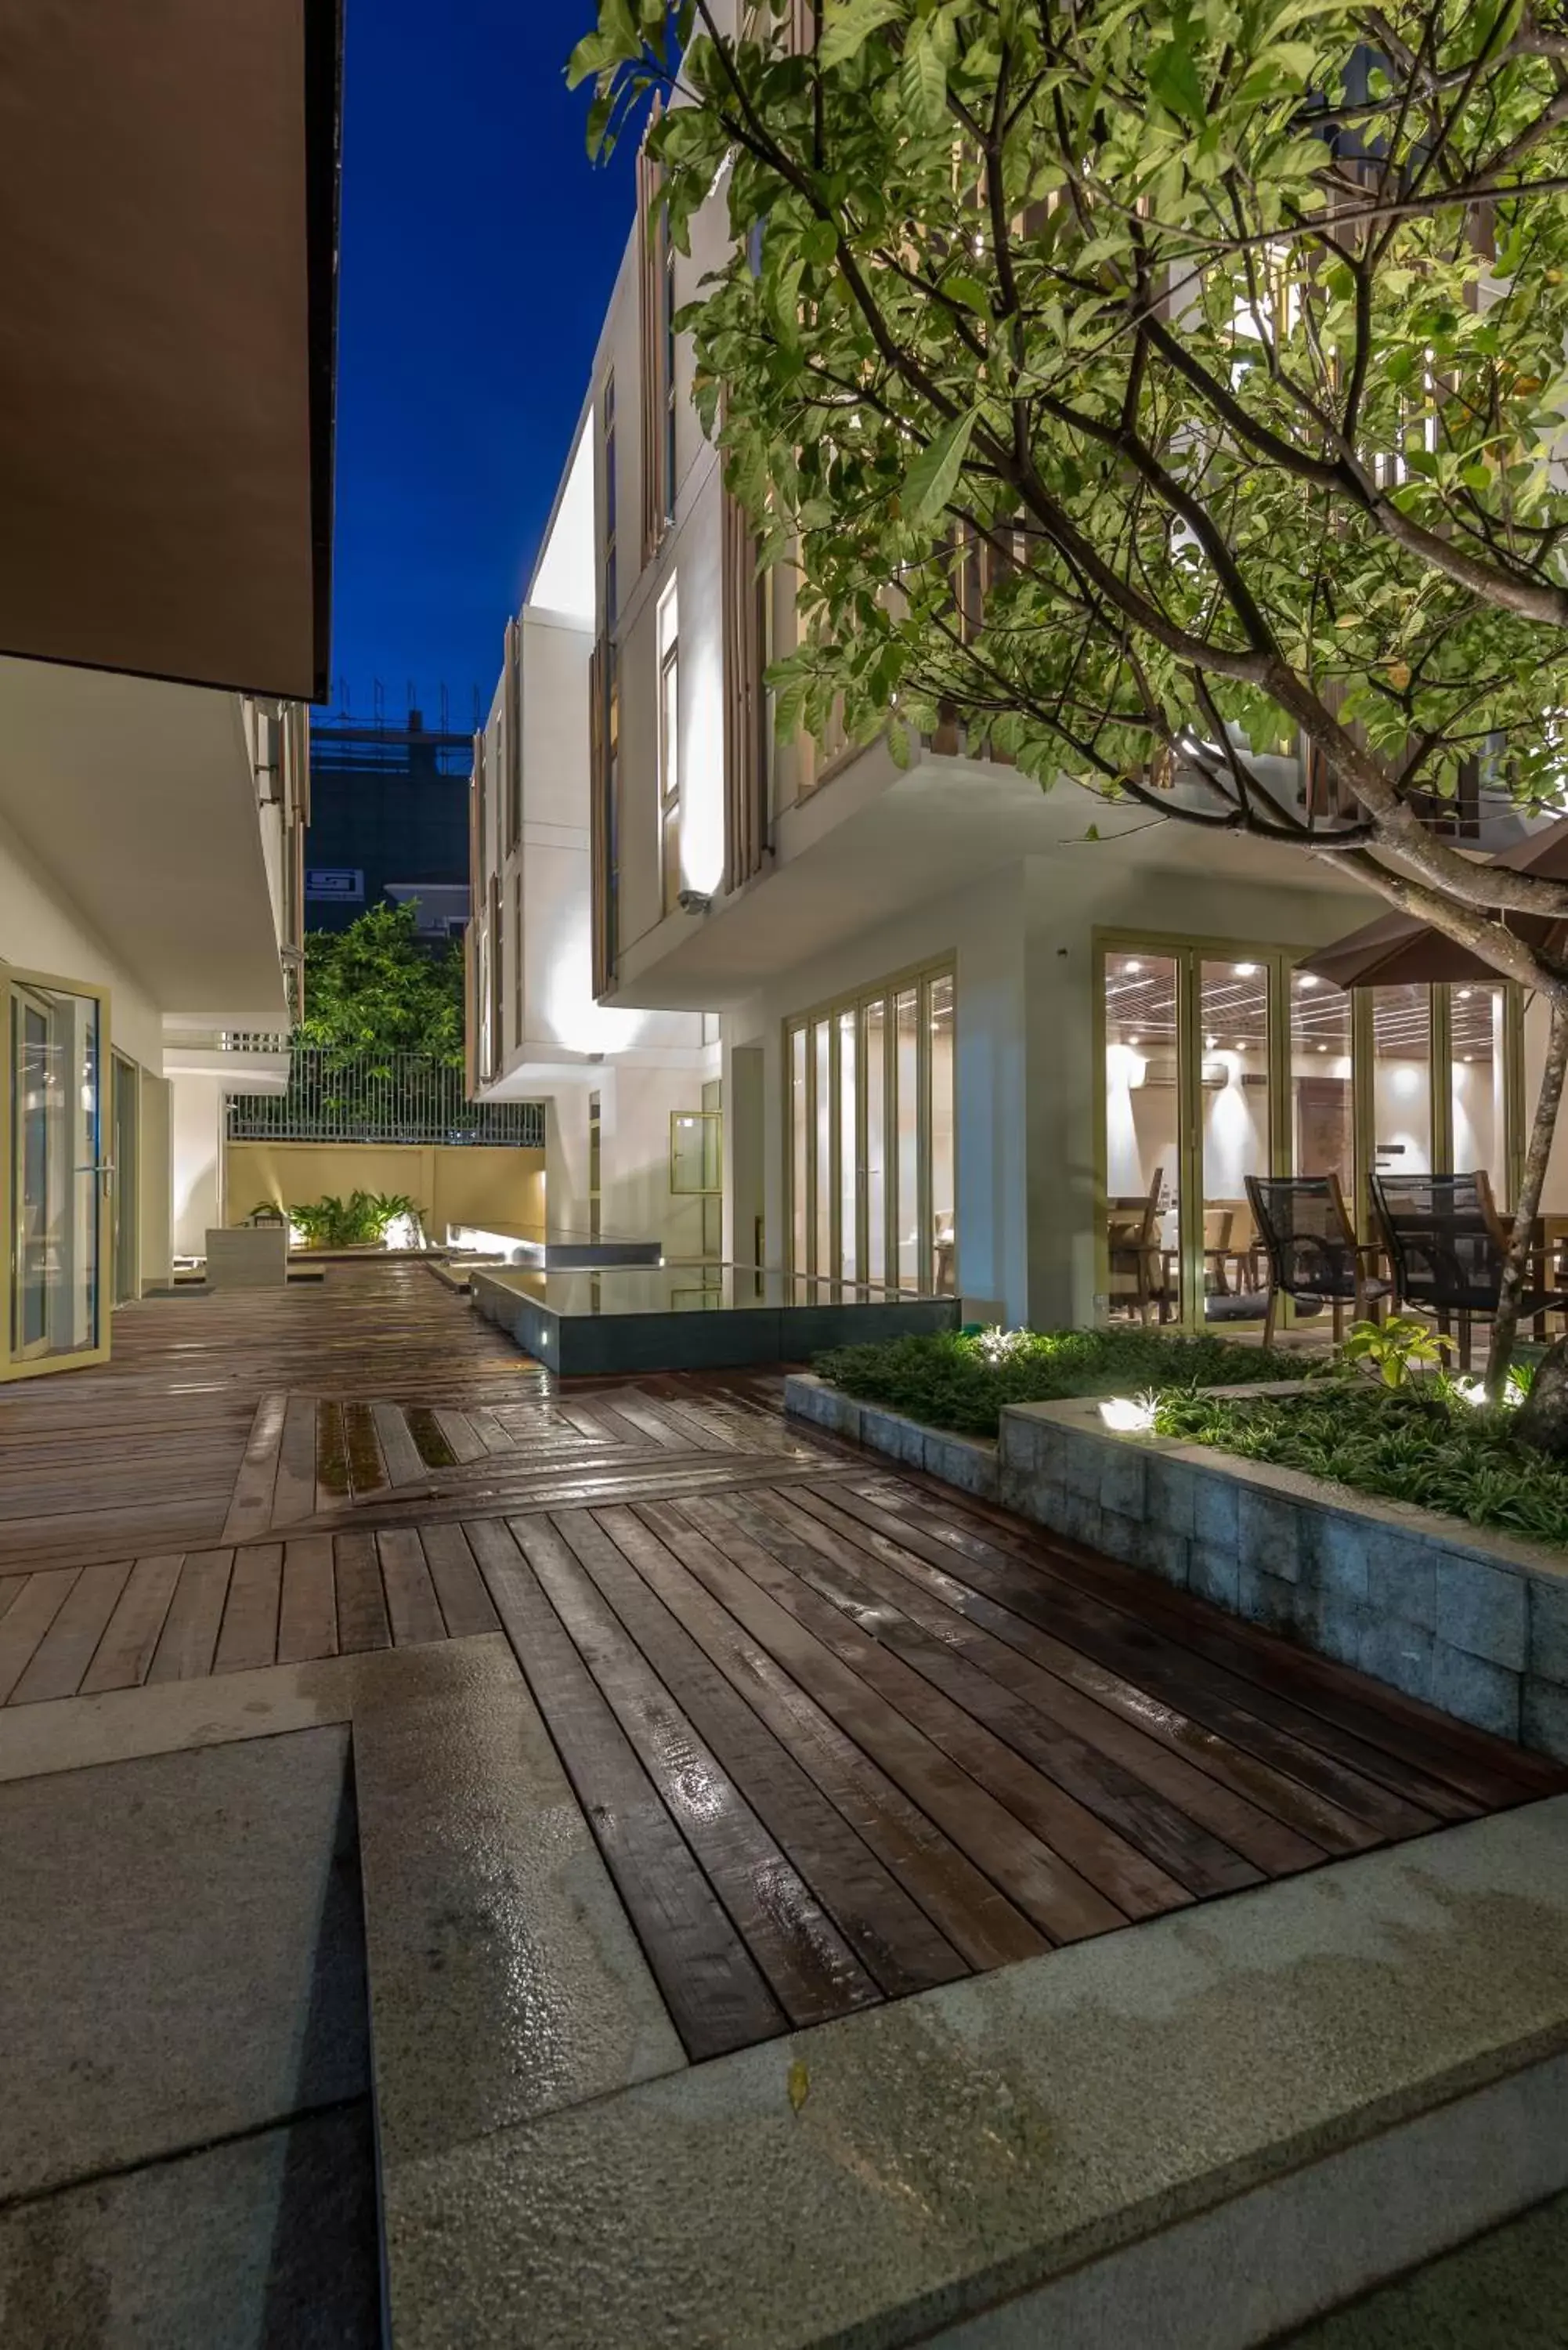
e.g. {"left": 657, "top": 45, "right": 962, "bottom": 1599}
{"left": 226, "top": 1048, "right": 546, "bottom": 1148}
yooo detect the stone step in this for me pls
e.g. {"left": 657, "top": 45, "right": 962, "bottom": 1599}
{"left": 375, "top": 1791, "right": 1568, "bottom": 2350}
{"left": 345, "top": 1634, "right": 685, "bottom": 2335}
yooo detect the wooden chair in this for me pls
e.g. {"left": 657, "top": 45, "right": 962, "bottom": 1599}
{"left": 1372, "top": 1169, "right": 1568, "bottom": 1371}
{"left": 1246, "top": 1173, "right": 1390, "bottom": 1347}
{"left": 1107, "top": 1166, "right": 1166, "bottom": 1323}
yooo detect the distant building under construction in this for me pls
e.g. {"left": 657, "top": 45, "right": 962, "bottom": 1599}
{"left": 305, "top": 708, "right": 471, "bottom": 938}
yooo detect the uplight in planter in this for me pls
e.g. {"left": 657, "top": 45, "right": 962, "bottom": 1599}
{"left": 1452, "top": 1376, "right": 1488, "bottom": 1409}
{"left": 1100, "top": 1394, "right": 1157, "bottom": 1434}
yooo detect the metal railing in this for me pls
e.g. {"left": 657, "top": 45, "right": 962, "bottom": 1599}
{"left": 227, "top": 1048, "right": 545, "bottom": 1148}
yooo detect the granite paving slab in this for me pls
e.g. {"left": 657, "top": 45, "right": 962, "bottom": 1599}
{"left": 0, "top": 1723, "right": 367, "bottom": 2200}
{"left": 352, "top": 1637, "right": 686, "bottom": 2170}
{"left": 381, "top": 1796, "right": 1568, "bottom": 2350}
{"left": 0, "top": 2100, "right": 379, "bottom": 2350}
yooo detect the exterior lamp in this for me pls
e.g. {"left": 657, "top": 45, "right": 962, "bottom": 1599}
{"left": 1099, "top": 1394, "right": 1158, "bottom": 1434}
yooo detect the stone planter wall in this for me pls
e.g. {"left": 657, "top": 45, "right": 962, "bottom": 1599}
{"left": 785, "top": 1374, "right": 1568, "bottom": 1761}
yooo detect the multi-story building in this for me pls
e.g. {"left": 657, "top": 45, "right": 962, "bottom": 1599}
{"left": 0, "top": 0, "right": 340, "bottom": 1368}
{"left": 471, "top": 2, "right": 1547, "bottom": 1321}
{"left": 305, "top": 710, "right": 473, "bottom": 939}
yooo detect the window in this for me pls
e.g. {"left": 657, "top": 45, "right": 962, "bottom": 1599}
{"left": 658, "top": 578, "right": 681, "bottom": 914}
{"left": 786, "top": 963, "right": 956, "bottom": 1296}
{"left": 588, "top": 1090, "right": 602, "bottom": 1242}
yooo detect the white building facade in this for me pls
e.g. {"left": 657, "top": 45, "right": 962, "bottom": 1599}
{"left": 471, "top": 9, "right": 1548, "bottom": 1326}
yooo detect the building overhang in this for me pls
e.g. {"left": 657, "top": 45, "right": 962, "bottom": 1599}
{"left": 0, "top": 656, "right": 289, "bottom": 1021}
{"left": 610, "top": 740, "right": 1376, "bottom": 1011}
{"left": 0, "top": 0, "right": 341, "bottom": 700}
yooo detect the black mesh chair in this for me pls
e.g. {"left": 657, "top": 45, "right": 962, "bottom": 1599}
{"left": 1371, "top": 1170, "right": 1568, "bottom": 1370}
{"left": 1245, "top": 1173, "right": 1391, "bottom": 1346}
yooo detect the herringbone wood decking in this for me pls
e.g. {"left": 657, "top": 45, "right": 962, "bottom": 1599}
{"left": 1, "top": 1260, "right": 1559, "bottom": 2059}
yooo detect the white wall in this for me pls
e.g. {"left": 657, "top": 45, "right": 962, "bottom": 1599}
{"left": 171, "top": 1072, "right": 226, "bottom": 1256}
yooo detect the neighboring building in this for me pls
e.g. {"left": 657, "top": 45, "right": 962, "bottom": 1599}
{"left": 305, "top": 712, "right": 472, "bottom": 938}
{"left": 469, "top": 0, "right": 1546, "bottom": 1319}
{"left": 0, "top": 0, "right": 340, "bottom": 1368}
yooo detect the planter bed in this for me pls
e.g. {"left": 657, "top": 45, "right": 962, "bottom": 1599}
{"left": 786, "top": 1372, "right": 1568, "bottom": 1760}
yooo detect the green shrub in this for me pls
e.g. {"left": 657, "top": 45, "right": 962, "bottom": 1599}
{"left": 282, "top": 1191, "right": 424, "bottom": 1249}
{"left": 1155, "top": 1385, "right": 1568, "bottom": 1549}
{"left": 811, "top": 1325, "right": 1312, "bottom": 1437}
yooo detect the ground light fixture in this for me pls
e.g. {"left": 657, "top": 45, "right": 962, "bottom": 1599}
{"left": 1099, "top": 1394, "right": 1158, "bottom": 1433}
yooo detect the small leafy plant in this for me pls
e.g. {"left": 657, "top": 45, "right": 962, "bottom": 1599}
{"left": 282, "top": 1191, "right": 425, "bottom": 1249}
{"left": 1335, "top": 1315, "right": 1456, "bottom": 1390}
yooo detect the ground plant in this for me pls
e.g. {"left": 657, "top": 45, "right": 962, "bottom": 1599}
{"left": 1155, "top": 1383, "right": 1568, "bottom": 1547}
{"left": 812, "top": 1322, "right": 1311, "bottom": 1436}
{"left": 270, "top": 1191, "right": 425, "bottom": 1249}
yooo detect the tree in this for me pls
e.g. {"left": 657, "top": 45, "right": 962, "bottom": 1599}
{"left": 573, "top": 0, "right": 1568, "bottom": 1401}
{"left": 296, "top": 901, "right": 465, "bottom": 1072}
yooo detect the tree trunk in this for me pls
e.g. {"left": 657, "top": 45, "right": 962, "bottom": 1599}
{"left": 1490, "top": 991, "right": 1568, "bottom": 1407}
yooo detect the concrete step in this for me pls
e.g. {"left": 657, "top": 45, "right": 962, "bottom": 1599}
{"left": 345, "top": 1634, "right": 685, "bottom": 2316}
{"left": 374, "top": 1789, "right": 1568, "bottom": 2350}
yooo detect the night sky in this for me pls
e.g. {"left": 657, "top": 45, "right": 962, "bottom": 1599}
{"left": 327, "top": 2, "right": 634, "bottom": 732}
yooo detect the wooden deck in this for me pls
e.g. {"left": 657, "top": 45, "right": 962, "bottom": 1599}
{"left": 1, "top": 1260, "right": 1559, "bottom": 2059}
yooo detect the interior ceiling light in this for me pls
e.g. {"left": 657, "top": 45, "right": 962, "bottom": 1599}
{"left": 1234, "top": 962, "right": 1258, "bottom": 976}
{"left": 1125, "top": 960, "right": 1143, "bottom": 974}
{"left": 1296, "top": 973, "right": 1317, "bottom": 988}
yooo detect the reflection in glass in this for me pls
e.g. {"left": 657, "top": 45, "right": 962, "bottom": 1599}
{"left": 1199, "top": 959, "right": 1270, "bottom": 1313}
{"left": 790, "top": 1027, "right": 807, "bottom": 1280}
{"left": 12, "top": 984, "right": 100, "bottom": 1362}
{"left": 928, "top": 974, "right": 955, "bottom": 1293}
{"left": 1451, "top": 983, "right": 1506, "bottom": 1198}
{"left": 813, "top": 1018, "right": 831, "bottom": 1278}
{"left": 1103, "top": 951, "right": 1178, "bottom": 1320}
{"left": 1290, "top": 971, "right": 1353, "bottom": 1198}
{"left": 895, "top": 989, "right": 920, "bottom": 1289}
{"left": 865, "top": 999, "right": 887, "bottom": 1287}
{"left": 839, "top": 1007, "right": 858, "bottom": 1282}
{"left": 1371, "top": 983, "right": 1432, "bottom": 1183}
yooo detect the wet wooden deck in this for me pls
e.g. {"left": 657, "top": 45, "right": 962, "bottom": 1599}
{"left": 1, "top": 1260, "right": 1559, "bottom": 2059}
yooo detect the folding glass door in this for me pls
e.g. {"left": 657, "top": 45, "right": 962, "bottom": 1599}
{"left": 5, "top": 969, "right": 111, "bottom": 1378}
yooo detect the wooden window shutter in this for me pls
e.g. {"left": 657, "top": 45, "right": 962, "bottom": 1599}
{"left": 637, "top": 121, "right": 667, "bottom": 566}
{"left": 469, "top": 727, "right": 485, "bottom": 924}
{"left": 504, "top": 617, "right": 522, "bottom": 854}
{"left": 721, "top": 488, "right": 768, "bottom": 892}
{"left": 488, "top": 870, "right": 504, "bottom": 1079}
{"left": 588, "top": 634, "right": 612, "bottom": 996}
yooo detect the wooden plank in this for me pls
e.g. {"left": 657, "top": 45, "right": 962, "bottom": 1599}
{"left": 270, "top": 1396, "right": 319, "bottom": 1528}
{"left": 648, "top": 1497, "right": 1126, "bottom": 1947}
{"left": 782, "top": 1484, "right": 1327, "bottom": 1878}
{"left": 0, "top": 1570, "right": 82, "bottom": 1704}
{"left": 560, "top": 1508, "right": 966, "bottom": 1998}
{"left": 465, "top": 1513, "right": 786, "bottom": 2061}
{"left": 79, "top": 1554, "right": 185, "bottom": 1693}
{"left": 146, "top": 1550, "right": 235, "bottom": 1683}
{"left": 608, "top": 1503, "right": 1046, "bottom": 1972}
{"left": 11, "top": 1560, "right": 135, "bottom": 1705}
{"left": 334, "top": 1531, "right": 392, "bottom": 1653}
{"left": 0, "top": 1575, "right": 30, "bottom": 1626}
{"left": 372, "top": 1401, "right": 431, "bottom": 1490}
{"left": 432, "top": 1409, "right": 486, "bottom": 1465}
{"left": 828, "top": 1482, "right": 1450, "bottom": 1842}
{"left": 213, "top": 1543, "right": 284, "bottom": 1674}
{"left": 700, "top": 1489, "right": 1193, "bottom": 1922}
{"left": 378, "top": 1528, "right": 447, "bottom": 1646}
{"left": 857, "top": 1473, "right": 1562, "bottom": 1806}
{"left": 421, "top": 1524, "right": 500, "bottom": 1640}
{"left": 405, "top": 1405, "right": 457, "bottom": 1470}
{"left": 521, "top": 1511, "right": 879, "bottom": 2030}
{"left": 220, "top": 1393, "right": 288, "bottom": 1542}
{"left": 739, "top": 1487, "right": 1266, "bottom": 1900}
{"left": 276, "top": 1535, "right": 338, "bottom": 1663}
{"left": 466, "top": 1406, "right": 520, "bottom": 1455}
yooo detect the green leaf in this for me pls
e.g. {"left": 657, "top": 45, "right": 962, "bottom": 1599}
{"left": 941, "top": 272, "right": 991, "bottom": 316}
{"left": 900, "top": 20, "right": 948, "bottom": 129}
{"left": 902, "top": 409, "right": 976, "bottom": 522}
{"left": 1146, "top": 39, "right": 1205, "bottom": 124}
{"left": 818, "top": 0, "right": 902, "bottom": 70}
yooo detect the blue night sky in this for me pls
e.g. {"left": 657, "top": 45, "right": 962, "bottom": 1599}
{"left": 327, "top": 2, "right": 633, "bottom": 731}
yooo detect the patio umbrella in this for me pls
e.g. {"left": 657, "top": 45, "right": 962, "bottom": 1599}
{"left": 1299, "top": 819, "right": 1568, "bottom": 989}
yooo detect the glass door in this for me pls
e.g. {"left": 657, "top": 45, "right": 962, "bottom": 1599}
{"left": 112, "top": 1053, "right": 139, "bottom": 1304}
{"left": 5, "top": 970, "right": 111, "bottom": 1379}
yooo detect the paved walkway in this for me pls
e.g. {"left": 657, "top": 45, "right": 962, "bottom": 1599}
{"left": 0, "top": 1260, "right": 1558, "bottom": 2063}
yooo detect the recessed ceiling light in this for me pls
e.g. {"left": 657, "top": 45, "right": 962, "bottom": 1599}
{"left": 1457, "top": 987, "right": 1472, "bottom": 1000}
{"left": 1234, "top": 962, "right": 1258, "bottom": 977}
{"left": 1125, "top": 960, "right": 1143, "bottom": 974}
{"left": 1296, "top": 974, "right": 1317, "bottom": 989}
{"left": 1128, "top": 1034, "right": 1140, "bottom": 1046}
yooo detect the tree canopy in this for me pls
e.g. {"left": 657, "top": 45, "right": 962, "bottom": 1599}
{"left": 296, "top": 901, "right": 465, "bottom": 1072}
{"left": 573, "top": 0, "right": 1568, "bottom": 989}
